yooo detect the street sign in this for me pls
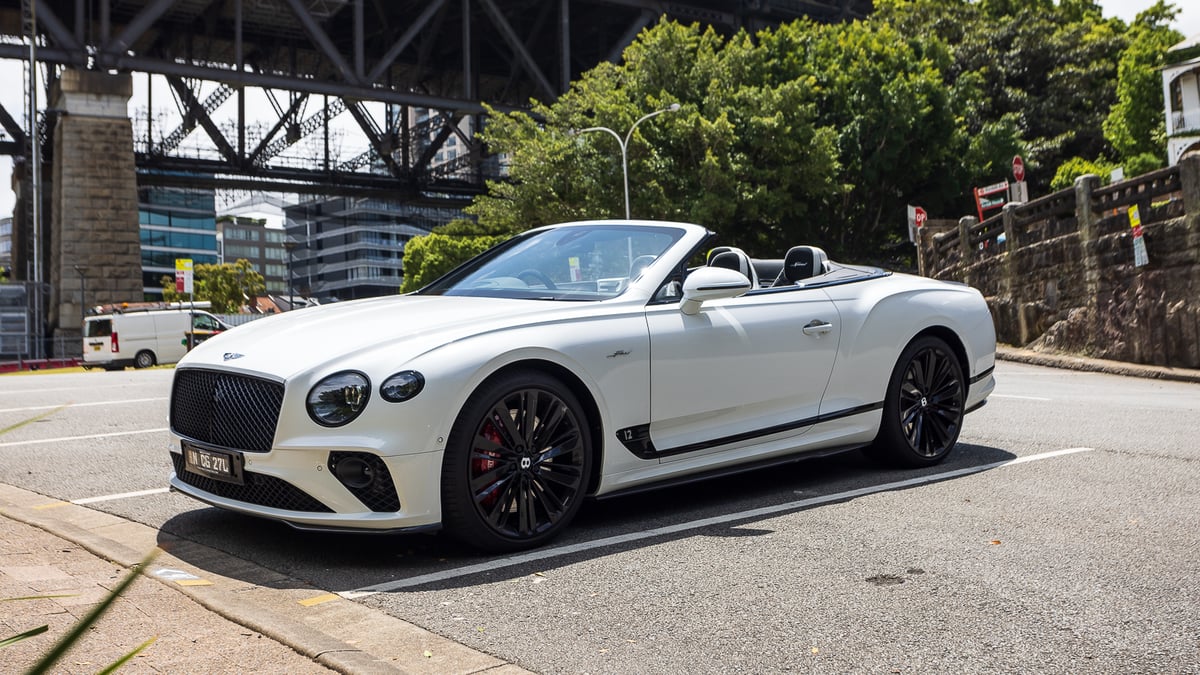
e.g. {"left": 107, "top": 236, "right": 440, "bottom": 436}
{"left": 1012, "top": 155, "right": 1025, "bottom": 182}
{"left": 1010, "top": 180, "right": 1029, "bottom": 204}
{"left": 1129, "top": 205, "right": 1148, "bottom": 267}
{"left": 973, "top": 181, "right": 1009, "bottom": 221}
{"left": 914, "top": 206, "right": 928, "bottom": 228}
{"left": 175, "top": 259, "right": 194, "bottom": 294}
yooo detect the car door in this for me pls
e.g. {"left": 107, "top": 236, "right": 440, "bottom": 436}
{"left": 645, "top": 287, "right": 840, "bottom": 461}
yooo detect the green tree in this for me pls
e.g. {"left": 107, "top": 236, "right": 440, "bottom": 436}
{"left": 1050, "top": 156, "right": 1115, "bottom": 190}
{"left": 470, "top": 19, "right": 974, "bottom": 258}
{"left": 876, "top": 0, "right": 1126, "bottom": 194}
{"left": 399, "top": 230, "right": 507, "bottom": 292}
{"left": 160, "top": 259, "right": 265, "bottom": 313}
{"left": 1103, "top": 1, "right": 1182, "bottom": 164}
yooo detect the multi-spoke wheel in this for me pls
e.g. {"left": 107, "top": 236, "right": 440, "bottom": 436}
{"left": 868, "top": 336, "right": 965, "bottom": 468}
{"left": 441, "top": 370, "right": 591, "bottom": 551}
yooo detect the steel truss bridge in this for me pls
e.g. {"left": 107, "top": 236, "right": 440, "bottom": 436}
{"left": 0, "top": 0, "right": 870, "bottom": 203}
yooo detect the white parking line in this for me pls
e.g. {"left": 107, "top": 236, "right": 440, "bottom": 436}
{"left": 0, "top": 397, "right": 168, "bottom": 414}
{"left": 73, "top": 488, "right": 171, "bottom": 504}
{"left": 342, "top": 447, "right": 1095, "bottom": 598}
{"left": 991, "top": 394, "right": 1052, "bottom": 401}
{"left": 0, "top": 428, "right": 169, "bottom": 448}
{"left": 0, "top": 384, "right": 150, "bottom": 395}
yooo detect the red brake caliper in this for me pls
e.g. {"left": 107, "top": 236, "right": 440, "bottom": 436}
{"left": 474, "top": 421, "right": 503, "bottom": 508}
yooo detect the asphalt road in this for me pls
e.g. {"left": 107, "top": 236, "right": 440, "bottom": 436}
{"left": 0, "top": 362, "right": 1197, "bottom": 673}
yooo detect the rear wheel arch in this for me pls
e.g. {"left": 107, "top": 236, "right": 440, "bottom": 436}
{"left": 912, "top": 325, "right": 970, "bottom": 380}
{"left": 133, "top": 350, "right": 156, "bottom": 369}
{"left": 868, "top": 331, "right": 968, "bottom": 467}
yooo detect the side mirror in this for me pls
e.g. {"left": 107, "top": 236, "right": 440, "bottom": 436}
{"left": 680, "top": 266, "right": 753, "bottom": 315}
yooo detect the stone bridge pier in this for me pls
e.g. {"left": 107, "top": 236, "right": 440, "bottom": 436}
{"left": 48, "top": 69, "right": 142, "bottom": 354}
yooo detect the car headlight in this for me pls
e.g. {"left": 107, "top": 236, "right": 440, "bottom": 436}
{"left": 380, "top": 370, "right": 425, "bottom": 402}
{"left": 307, "top": 371, "right": 371, "bottom": 427}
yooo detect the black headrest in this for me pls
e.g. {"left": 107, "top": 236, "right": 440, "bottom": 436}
{"left": 709, "top": 249, "right": 758, "bottom": 286}
{"left": 775, "top": 246, "right": 828, "bottom": 285}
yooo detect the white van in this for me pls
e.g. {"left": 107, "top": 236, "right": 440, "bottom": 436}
{"left": 83, "top": 308, "right": 230, "bottom": 370}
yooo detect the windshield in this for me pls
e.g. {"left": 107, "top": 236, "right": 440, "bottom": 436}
{"left": 418, "top": 224, "right": 686, "bottom": 301}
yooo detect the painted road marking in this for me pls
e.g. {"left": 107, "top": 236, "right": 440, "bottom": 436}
{"left": 299, "top": 593, "right": 341, "bottom": 607}
{"left": 72, "top": 488, "right": 170, "bottom": 505}
{"left": 0, "top": 397, "right": 168, "bottom": 414}
{"left": 342, "top": 447, "right": 1095, "bottom": 598}
{"left": 0, "top": 428, "right": 168, "bottom": 448}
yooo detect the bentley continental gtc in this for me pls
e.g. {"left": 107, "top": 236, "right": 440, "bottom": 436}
{"left": 168, "top": 220, "right": 996, "bottom": 551}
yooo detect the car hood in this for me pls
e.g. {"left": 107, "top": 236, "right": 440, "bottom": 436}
{"left": 180, "top": 295, "right": 562, "bottom": 379}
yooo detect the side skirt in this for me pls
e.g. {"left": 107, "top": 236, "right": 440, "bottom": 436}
{"left": 616, "top": 401, "right": 883, "bottom": 460}
{"left": 594, "top": 442, "right": 871, "bottom": 501}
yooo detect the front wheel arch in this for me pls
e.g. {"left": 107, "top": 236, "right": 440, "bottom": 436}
{"left": 470, "top": 359, "right": 605, "bottom": 496}
{"left": 440, "top": 367, "right": 595, "bottom": 551}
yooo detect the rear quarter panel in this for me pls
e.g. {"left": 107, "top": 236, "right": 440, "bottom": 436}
{"left": 818, "top": 274, "right": 996, "bottom": 415}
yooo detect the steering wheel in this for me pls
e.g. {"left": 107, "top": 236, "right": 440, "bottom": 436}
{"left": 516, "top": 269, "right": 558, "bottom": 289}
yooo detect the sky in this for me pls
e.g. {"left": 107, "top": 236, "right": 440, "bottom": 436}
{"left": 1, "top": 0, "right": 1198, "bottom": 222}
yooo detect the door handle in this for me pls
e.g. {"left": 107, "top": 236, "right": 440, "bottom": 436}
{"left": 802, "top": 320, "right": 833, "bottom": 336}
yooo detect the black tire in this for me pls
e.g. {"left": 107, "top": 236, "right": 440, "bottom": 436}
{"left": 134, "top": 350, "right": 156, "bottom": 369}
{"left": 868, "top": 336, "right": 965, "bottom": 468}
{"left": 441, "top": 370, "right": 591, "bottom": 552}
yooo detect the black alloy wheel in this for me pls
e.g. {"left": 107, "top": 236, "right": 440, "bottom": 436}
{"left": 869, "top": 336, "right": 965, "bottom": 468}
{"left": 441, "top": 370, "right": 590, "bottom": 552}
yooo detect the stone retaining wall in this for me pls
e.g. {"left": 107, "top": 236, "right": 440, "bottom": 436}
{"left": 919, "top": 157, "right": 1200, "bottom": 368}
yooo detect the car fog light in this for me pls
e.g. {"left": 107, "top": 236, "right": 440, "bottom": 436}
{"left": 381, "top": 370, "right": 425, "bottom": 402}
{"left": 331, "top": 455, "right": 374, "bottom": 489}
{"left": 307, "top": 371, "right": 370, "bottom": 426}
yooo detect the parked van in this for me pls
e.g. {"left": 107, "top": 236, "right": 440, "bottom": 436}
{"left": 83, "top": 307, "right": 230, "bottom": 370}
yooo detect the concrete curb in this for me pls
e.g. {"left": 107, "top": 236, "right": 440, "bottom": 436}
{"left": 0, "top": 483, "right": 529, "bottom": 675}
{"left": 996, "top": 346, "right": 1200, "bottom": 384}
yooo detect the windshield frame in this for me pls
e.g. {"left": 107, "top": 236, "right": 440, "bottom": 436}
{"left": 415, "top": 223, "right": 690, "bottom": 302}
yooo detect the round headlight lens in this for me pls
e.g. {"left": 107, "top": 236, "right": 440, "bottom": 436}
{"left": 306, "top": 371, "right": 371, "bottom": 427}
{"left": 380, "top": 370, "right": 425, "bottom": 402}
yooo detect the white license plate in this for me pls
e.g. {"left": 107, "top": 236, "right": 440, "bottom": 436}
{"left": 183, "top": 443, "right": 244, "bottom": 485}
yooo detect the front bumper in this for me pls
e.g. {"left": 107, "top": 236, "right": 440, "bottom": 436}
{"left": 168, "top": 443, "right": 445, "bottom": 532}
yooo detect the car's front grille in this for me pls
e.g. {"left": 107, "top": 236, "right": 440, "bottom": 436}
{"left": 171, "top": 453, "right": 333, "bottom": 513}
{"left": 171, "top": 369, "right": 283, "bottom": 452}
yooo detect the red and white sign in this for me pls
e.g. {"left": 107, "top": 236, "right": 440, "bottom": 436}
{"left": 1012, "top": 155, "right": 1025, "bottom": 182}
{"left": 914, "top": 206, "right": 928, "bottom": 228}
{"left": 973, "top": 181, "right": 1009, "bottom": 221}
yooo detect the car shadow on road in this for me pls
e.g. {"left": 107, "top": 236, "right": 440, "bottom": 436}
{"left": 156, "top": 442, "right": 1017, "bottom": 594}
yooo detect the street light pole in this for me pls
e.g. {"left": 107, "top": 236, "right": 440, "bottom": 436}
{"left": 575, "top": 103, "right": 680, "bottom": 219}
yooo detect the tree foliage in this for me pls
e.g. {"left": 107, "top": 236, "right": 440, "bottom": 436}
{"left": 160, "top": 259, "right": 265, "bottom": 313}
{"left": 407, "top": 0, "right": 1185, "bottom": 271}
{"left": 399, "top": 224, "right": 508, "bottom": 293}
{"left": 470, "top": 19, "right": 967, "bottom": 258}
{"left": 1103, "top": 1, "right": 1182, "bottom": 164}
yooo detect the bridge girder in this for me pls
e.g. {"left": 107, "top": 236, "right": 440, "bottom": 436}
{"left": 0, "top": 0, "right": 872, "bottom": 198}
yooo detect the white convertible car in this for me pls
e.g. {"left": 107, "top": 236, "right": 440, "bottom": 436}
{"left": 169, "top": 220, "right": 995, "bottom": 551}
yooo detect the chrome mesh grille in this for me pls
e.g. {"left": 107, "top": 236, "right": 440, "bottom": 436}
{"left": 171, "top": 369, "right": 283, "bottom": 452}
{"left": 171, "top": 453, "right": 333, "bottom": 513}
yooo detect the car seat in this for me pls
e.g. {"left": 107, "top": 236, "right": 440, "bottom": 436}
{"left": 773, "top": 246, "right": 828, "bottom": 286}
{"left": 708, "top": 248, "right": 759, "bottom": 287}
